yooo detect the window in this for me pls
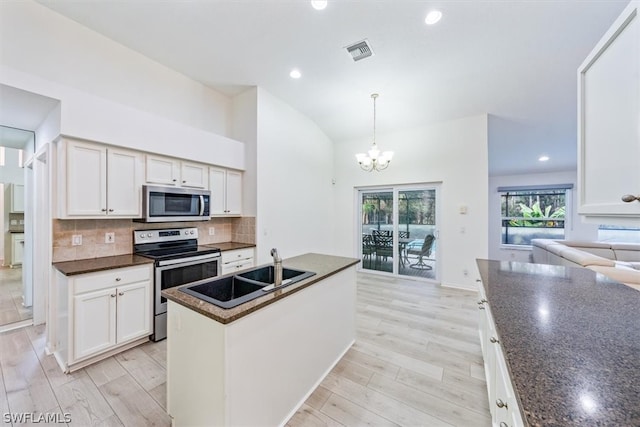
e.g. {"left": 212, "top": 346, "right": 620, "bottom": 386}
{"left": 499, "top": 185, "right": 570, "bottom": 246}
{"left": 598, "top": 225, "right": 640, "bottom": 243}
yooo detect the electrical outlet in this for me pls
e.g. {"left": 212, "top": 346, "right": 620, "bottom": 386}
{"left": 105, "top": 232, "right": 115, "bottom": 244}
{"left": 209, "top": 227, "right": 215, "bottom": 236}
{"left": 72, "top": 234, "right": 82, "bottom": 246}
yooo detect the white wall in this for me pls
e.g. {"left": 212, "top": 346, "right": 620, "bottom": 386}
{"left": 333, "top": 115, "right": 489, "bottom": 290}
{"left": 488, "top": 170, "right": 599, "bottom": 262}
{"left": 0, "top": 1, "right": 244, "bottom": 169}
{"left": 254, "top": 88, "right": 335, "bottom": 264}
{"left": 231, "top": 88, "right": 258, "bottom": 217}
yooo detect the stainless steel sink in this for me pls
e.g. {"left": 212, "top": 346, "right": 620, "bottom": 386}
{"left": 180, "top": 275, "right": 265, "bottom": 309}
{"left": 179, "top": 265, "right": 316, "bottom": 309}
{"left": 237, "top": 265, "right": 315, "bottom": 286}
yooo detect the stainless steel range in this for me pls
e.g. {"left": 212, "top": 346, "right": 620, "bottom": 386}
{"left": 134, "top": 227, "right": 221, "bottom": 341}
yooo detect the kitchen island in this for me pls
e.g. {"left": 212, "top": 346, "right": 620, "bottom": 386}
{"left": 162, "top": 253, "right": 359, "bottom": 427}
{"left": 476, "top": 259, "right": 640, "bottom": 426}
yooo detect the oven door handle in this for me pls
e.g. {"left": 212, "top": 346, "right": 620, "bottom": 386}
{"left": 157, "top": 253, "right": 221, "bottom": 267}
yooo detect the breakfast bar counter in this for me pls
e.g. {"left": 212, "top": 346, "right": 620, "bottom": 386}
{"left": 476, "top": 259, "right": 640, "bottom": 426}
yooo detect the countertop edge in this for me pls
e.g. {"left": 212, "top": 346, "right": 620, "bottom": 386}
{"left": 53, "top": 254, "right": 154, "bottom": 276}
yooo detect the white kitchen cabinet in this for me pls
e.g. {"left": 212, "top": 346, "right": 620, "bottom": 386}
{"left": 8, "top": 184, "right": 24, "bottom": 213}
{"left": 145, "top": 154, "right": 180, "bottom": 186}
{"left": 145, "top": 154, "right": 209, "bottom": 189}
{"left": 11, "top": 233, "right": 24, "bottom": 267}
{"left": 221, "top": 247, "right": 254, "bottom": 275}
{"left": 60, "top": 139, "right": 143, "bottom": 218}
{"left": 55, "top": 264, "right": 152, "bottom": 372}
{"left": 209, "top": 167, "right": 242, "bottom": 216}
{"left": 478, "top": 284, "right": 524, "bottom": 427}
{"left": 577, "top": 1, "right": 640, "bottom": 225}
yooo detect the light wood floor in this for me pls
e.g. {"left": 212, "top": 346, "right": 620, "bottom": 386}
{"left": 0, "top": 266, "right": 32, "bottom": 327}
{"left": 0, "top": 273, "right": 489, "bottom": 426}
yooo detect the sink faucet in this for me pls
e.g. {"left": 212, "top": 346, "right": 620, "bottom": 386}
{"left": 270, "top": 248, "right": 283, "bottom": 286}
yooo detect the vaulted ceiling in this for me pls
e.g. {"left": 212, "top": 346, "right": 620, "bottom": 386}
{"left": 29, "top": 1, "right": 631, "bottom": 174}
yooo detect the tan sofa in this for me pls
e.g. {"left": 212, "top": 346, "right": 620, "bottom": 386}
{"left": 531, "top": 239, "right": 640, "bottom": 290}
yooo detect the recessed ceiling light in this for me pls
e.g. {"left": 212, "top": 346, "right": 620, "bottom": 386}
{"left": 425, "top": 10, "right": 442, "bottom": 25}
{"left": 311, "top": 0, "right": 327, "bottom": 10}
{"left": 289, "top": 69, "right": 302, "bottom": 79}
{"left": 539, "top": 155, "right": 550, "bottom": 162}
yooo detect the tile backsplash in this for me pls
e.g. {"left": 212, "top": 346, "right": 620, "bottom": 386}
{"left": 52, "top": 217, "right": 256, "bottom": 263}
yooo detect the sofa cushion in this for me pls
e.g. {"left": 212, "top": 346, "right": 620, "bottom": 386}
{"left": 556, "top": 241, "right": 615, "bottom": 259}
{"left": 588, "top": 265, "right": 640, "bottom": 286}
{"left": 557, "top": 247, "right": 615, "bottom": 267}
{"left": 611, "top": 243, "right": 640, "bottom": 262}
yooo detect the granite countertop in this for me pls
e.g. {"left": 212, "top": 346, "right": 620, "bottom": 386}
{"left": 163, "top": 253, "right": 359, "bottom": 324}
{"left": 476, "top": 259, "right": 640, "bottom": 426}
{"left": 207, "top": 242, "right": 256, "bottom": 252}
{"left": 53, "top": 254, "right": 154, "bottom": 276}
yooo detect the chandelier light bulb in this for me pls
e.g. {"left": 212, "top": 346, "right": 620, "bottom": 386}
{"left": 311, "top": 0, "right": 327, "bottom": 11}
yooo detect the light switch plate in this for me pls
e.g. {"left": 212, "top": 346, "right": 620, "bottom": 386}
{"left": 105, "top": 232, "right": 115, "bottom": 244}
{"left": 72, "top": 234, "right": 82, "bottom": 246}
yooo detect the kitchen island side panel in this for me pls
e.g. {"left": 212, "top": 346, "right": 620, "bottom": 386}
{"left": 226, "top": 266, "right": 356, "bottom": 426}
{"left": 167, "top": 300, "right": 227, "bottom": 427}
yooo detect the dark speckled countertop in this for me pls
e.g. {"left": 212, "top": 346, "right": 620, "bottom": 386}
{"left": 53, "top": 254, "right": 153, "bottom": 275}
{"left": 163, "top": 253, "right": 359, "bottom": 324}
{"left": 476, "top": 259, "right": 640, "bottom": 426}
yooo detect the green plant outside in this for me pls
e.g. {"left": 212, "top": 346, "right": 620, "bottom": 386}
{"left": 508, "top": 202, "right": 565, "bottom": 228}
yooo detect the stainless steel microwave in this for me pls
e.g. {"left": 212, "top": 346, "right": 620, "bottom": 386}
{"left": 139, "top": 185, "right": 210, "bottom": 222}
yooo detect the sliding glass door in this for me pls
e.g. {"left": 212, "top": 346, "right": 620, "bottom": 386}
{"left": 358, "top": 185, "right": 439, "bottom": 281}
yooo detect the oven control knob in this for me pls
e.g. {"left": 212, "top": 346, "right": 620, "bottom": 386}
{"left": 139, "top": 233, "right": 145, "bottom": 238}
{"left": 190, "top": 230, "right": 194, "bottom": 235}
{"left": 147, "top": 233, "right": 152, "bottom": 237}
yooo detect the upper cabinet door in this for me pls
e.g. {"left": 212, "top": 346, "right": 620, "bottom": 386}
{"left": 578, "top": 1, "right": 640, "bottom": 223}
{"left": 209, "top": 167, "right": 226, "bottom": 215}
{"left": 181, "top": 161, "right": 208, "bottom": 189}
{"left": 225, "top": 170, "right": 242, "bottom": 215}
{"left": 107, "top": 148, "right": 143, "bottom": 217}
{"left": 11, "top": 184, "right": 24, "bottom": 213}
{"left": 66, "top": 140, "right": 108, "bottom": 216}
{"left": 145, "top": 154, "right": 180, "bottom": 186}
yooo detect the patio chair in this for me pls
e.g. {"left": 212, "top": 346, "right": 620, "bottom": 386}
{"left": 372, "top": 229, "right": 392, "bottom": 238}
{"left": 362, "top": 234, "right": 376, "bottom": 268}
{"left": 398, "top": 231, "right": 410, "bottom": 238}
{"left": 373, "top": 234, "right": 394, "bottom": 268}
{"left": 407, "top": 234, "right": 435, "bottom": 270}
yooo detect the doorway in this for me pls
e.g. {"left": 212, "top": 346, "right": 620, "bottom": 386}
{"left": 0, "top": 129, "right": 33, "bottom": 328}
{"left": 358, "top": 184, "right": 440, "bottom": 281}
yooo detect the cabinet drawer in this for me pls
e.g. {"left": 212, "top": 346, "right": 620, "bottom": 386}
{"left": 74, "top": 265, "right": 152, "bottom": 295}
{"left": 221, "top": 248, "right": 254, "bottom": 264}
{"left": 221, "top": 259, "right": 254, "bottom": 275}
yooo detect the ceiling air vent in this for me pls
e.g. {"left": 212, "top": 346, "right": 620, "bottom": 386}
{"left": 345, "top": 39, "right": 374, "bottom": 62}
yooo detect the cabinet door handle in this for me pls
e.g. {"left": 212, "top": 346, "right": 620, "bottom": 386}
{"left": 108, "top": 208, "right": 114, "bottom": 212}
{"left": 621, "top": 194, "right": 640, "bottom": 203}
{"left": 172, "top": 179, "right": 177, "bottom": 182}
{"left": 110, "top": 293, "right": 116, "bottom": 298}
{"left": 101, "top": 208, "right": 107, "bottom": 212}
{"left": 115, "top": 277, "right": 121, "bottom": 281}
{"left": 490, "top": 337, "right": 499, "bottom": 344}
{"left": 478, "top": 306, "right": 485, "bottom": 310}
{"left": 118, "top": 292, "right": 124, "bottom": 296}
{"left": 500, "top": 423, "right": 509, "bottom": 427}
{"left": 496, "top": 399, "right": 508, "bottom": 409}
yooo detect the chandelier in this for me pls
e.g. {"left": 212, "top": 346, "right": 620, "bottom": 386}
{"left": 356, "top": 93, "right": 393, "bottom": 172}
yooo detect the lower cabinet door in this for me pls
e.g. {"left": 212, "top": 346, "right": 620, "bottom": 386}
{"left": 116, "top": 281, "right": 152, "bottom": 343}
{"left": 74, "top": 288, "right": 117, "bottom": 360}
